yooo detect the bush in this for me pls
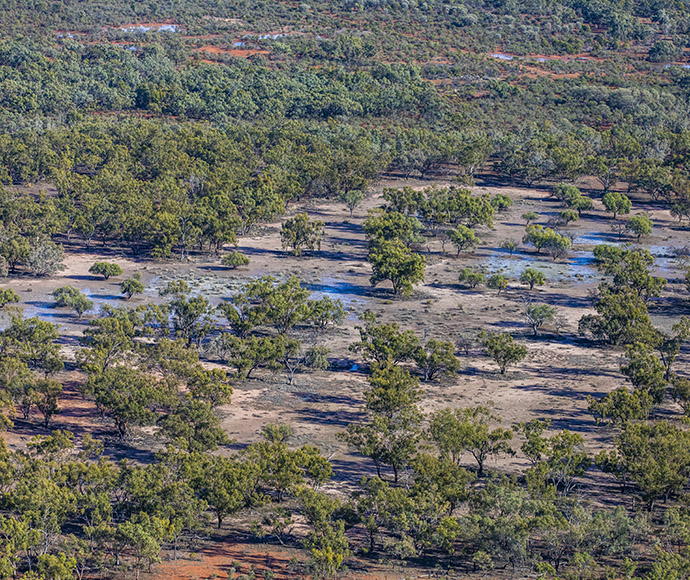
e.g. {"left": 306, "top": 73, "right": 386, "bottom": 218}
{"left": 487, "top": 274, "right": 508, "bottom": 294}
{"left": 221, "top": 251, "right": 250, "bottom": 269}
{"left": 26, "top": 240, "right": 64, "bottom": 276}
{"left": 458, "top": 268, "right": 484, "bottom": 288}
{"left": 52, "top": 286, "right": 93, "bottom": 318}
{"left": 626, "top": 214, "right": 653, "bottom": 240}
{"left": 120, "top": 274, "right": 145, "bottom": 300}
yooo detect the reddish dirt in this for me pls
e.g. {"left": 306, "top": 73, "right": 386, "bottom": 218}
{"left": 150, "top": 539, "right": 420, "bottom": 580}
{"left": 194, "top": 45, "right": 270, "bottom": 58}
{"left": 152, "top": 543, "right": 302, "bottom": 580}
{"left": 115, "top": 21, "right": 180, "bottom": 29}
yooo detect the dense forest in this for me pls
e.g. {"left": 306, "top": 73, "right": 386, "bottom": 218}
{"left": 0, "top": 1, "right": 689, "bottom": 580}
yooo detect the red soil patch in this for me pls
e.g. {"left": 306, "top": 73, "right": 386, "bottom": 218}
{"left": 194, "top": 45, "right": 270, "bottom": 58}
{"left": 151, "top": 540, "right": 406, "bottom": 580}
{"left": 152, "top": 543, "right": 302, "bottom": 580}
{"left": 116, "top": 21, "right": 179, "bottom": 29}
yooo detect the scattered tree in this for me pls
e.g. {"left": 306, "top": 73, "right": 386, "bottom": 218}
{"left": 480, "top": 332, "right": 527, "bottom": 374}
{"left": 89, "top": 262, "right": 123, "bottom": 280}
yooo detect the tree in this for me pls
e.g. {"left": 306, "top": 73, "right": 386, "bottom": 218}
{"left": 491, "top": 194, "right": 512, "bottom": 212}
{"left": 342, "top": 409, "right": 421, "bottom": 483}
{"left": 429, "top": 406, "right": 514, "bottom": 476}
{"left": 341, "top": 363, "right": 422, "bottom": 482}
{"left": 281, "top": 213, "right": 324, "bottom": 256}
{"left": 553, "top": 183, "right": 581, "bottom": 203}
{"left": 522, "top": 225, "right": 571, "bottom": 259}
{"left": 518, "top": 420, "right": 590, "bottom": 495}
{"left": 524, "top": 303, "right": 556, "bottom": 336}
{"left": 307, "top": 296, "right": 345, "bottom": 331}
{"left": 559, "top": 209, "right": 579, "bottom": 225}
{"left": 587, "top": 388, "right": 652, "bottom": 426}
{"left": 25, "top": 239, "right": 64, "bottom": 276}
{"left": 522, "top": 211, "right": 538, "bottom": 225}
{"left": 86, "top": 367, "right": 162, "bottom": 439}
{"left": 413, "top": 339, "right": 461, "bottom": 381}
{"left": 626, "top": 214, "right": 653, "bottom": 240}
{"left": 221, "top": 250, "right": 250, "bottom": 269}
{"left": 620, "top": 342, "right": 667, "bottom": 404}
{"left": 0, "top": 288, "right": 19, "bottom": 309}
{"left": 115, "top": 514, "right": 166, "bottom": 580}
{"left": 447, "top": 225, "right": 480, "bottom": 256}
{"left": 31, "top": 379, "right": 63, "bottom": 427}
{"left": 570, "top": 195, "right": 594, "bottom": 216}
{"left": 458, "top": 268, "right": 484, "bottom": 288}
{"left": 160, "top": 282, "right": 214, "bottom": 346}
{"left": 649, "top": 39, "right": 681, "bottom": 62}
{"left": 520, "top": 268, "right": 546, "bottom": 290}
{"left": 52, "top": 287, "right": 93, "bottom": 319}
{"left": 0, "top": 314, "right": 63, "bottom": 376}
{"left": 212, "top": 334, "right": 296, "bottom": 379}
{"left": 671, "top": 376, "right": 690, "bottom": 416}
{"left": 594, "top": 246, "right": 666, "bottom": 302}
{"left": 480, "top": 332, "right": 527, "bottom": 374}
{"left": 349, "top": 311, "right": 421, "bottom": 366}
{"left": 300, "top": 488, "right": 351, "bottom": 579}
{"left": 89, "top": 262, "right": 123, "bottom": 280}
{"left": 37, "top": 553, "right": 77, "bottom": 580}
{"left": 500, "top": 239, "right": 518, "bottom": 256}
{"left": 598, "top": 421, "right": 690, "bottom": 510}
{"left": 159, "top": 398, "right": 228, "bottom": 452}
{"left": 487, "top": 274, "right": 507, "bottom": 294}
{"left": 579, "top": 287, "right": 656, "bottom": 345}
{"left": 368, "top": 239, "right": 425, "bottom": 296}
{"left": 364, "top": 363, "right": 421, "bottom": 418}
{"left": 248, "top": 424, "right": 332, "bottom": 499}
{"left": 186, "top": 455, "right": 259, "bottom": 529}
{"left": 120, "top": 274, "right": 144, "bottom": 300}
{"left": 602, "top": 191, "right": 632, "bottom": 219}
{"left": 339, "top": 189, "right": 364, "bottom": 217}
{"left": 364, "top": 210, "right": 422, "bottom": 246}
{"left": 544, "top": 232, "right": 572, "bottom": 261}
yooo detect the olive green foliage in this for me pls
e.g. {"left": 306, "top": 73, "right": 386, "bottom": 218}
{"left": 413, "top": 339, "right": 461, "bottom": 381}
{"left": 221, "top": 250, "right": 250, "bottom": 269}
{"left": 500, "top": 238, "right": 518, "bottom": 255}
{"left": 88, "top": 262, "right": 123, "bottom": 280}
{"left": 447, "top": 224, "right": 480, "bottom": 256}
{"left": 598, "top": 421, "right": 690, "bottom": 511}
{"left": 0, "top": 288, "right": 19, "bottom": 309}
{"left": 520, "top": 268, "right": 546, "bottom": 290}
{"left": 350, "top": 311, "right": 421, "bottom": 366}
{"left": 120, "top": 273, "right": 145, "bottom": 299}
{"left": 368, "top": 240, "right": 425, "bottom": 296}
{"left": 429, "top": 406, "right": 514, "bottom": 476}
{"left": 524, "top": 303, "right": 556, "bottom": 336}
{"left": 480, "top": 332, "right": 527, "bottom": 374}
{"left": 458, "top": 267, "right": 484, "bottom": 288}
{"left": 626, "top": 214, "right": 653, "bottom": 240}
{"left": 523, "top": 225, "right": 571, "bottom": 260}
{"left": 281, "top": 213, "right": 325, "bottom": 256}
{"left": 603, "top": 191, "right": 632, "bottom": 219}
{"left": 487, "top": 273, "right": 508, "bottom": 294}
{"left": 52, "top": 287, "right": 93, "bottom": 319}
{"left": 0, "top": 0, "right": 689, "bottom": 577}
{"left": 339, "top": 189, "right": 364, "bottom": 217}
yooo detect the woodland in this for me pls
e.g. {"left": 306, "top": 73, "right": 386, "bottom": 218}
{"left": 0, "top": 1, "right": 689, "bottom": 579}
